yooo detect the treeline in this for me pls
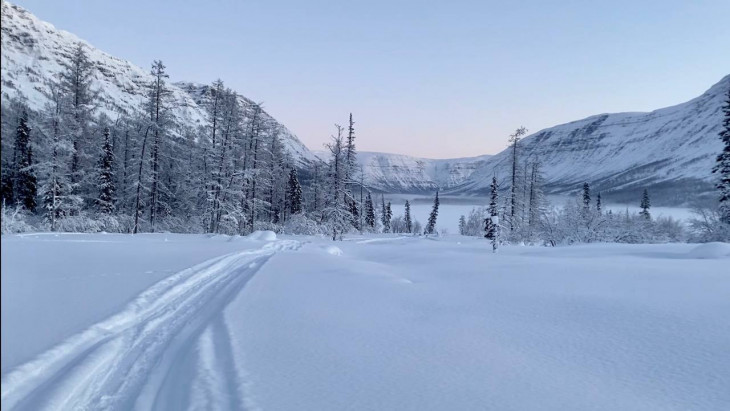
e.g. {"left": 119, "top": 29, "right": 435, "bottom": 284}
{"left": 458, "top": 118, "right": 730, "bottom": 245}
{"left": 0, "top": 44, "right": 427, "bottom": 238}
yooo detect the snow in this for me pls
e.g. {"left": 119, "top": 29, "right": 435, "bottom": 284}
{"left": 686, "top": 242, "right": 730, "bottom": 259}
{"left": 245, "top": 230, "right": 277, "bottom": 242}
{"left": 324, "top": 245, "right": 343, "bottom": 256}
{"left": 2, "top": 233, "right": 729, "bottom": 410}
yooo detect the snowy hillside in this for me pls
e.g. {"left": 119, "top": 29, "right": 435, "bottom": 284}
{"left": 454, "top": 75, "right": 730, "bottom": 199}
{"left": 0, "top": 1, "right": 316, "bottom": 166}
{"left": 355, "top": 151, "right": 491, "bottom": 193}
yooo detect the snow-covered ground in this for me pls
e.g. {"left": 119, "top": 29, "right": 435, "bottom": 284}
{"left": 2, "top": 233, "right": 729, "bottom": 410}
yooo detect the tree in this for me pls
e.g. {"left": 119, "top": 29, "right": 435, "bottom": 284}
{"left": 425, "top": 190, "right": 439, "bottom": 235}
{"left": 14, "top": 109, "right": 37, "bottom": 212}
{"left": 485, "top": 176, "right": 499, "bottom": 252}
{"left": 60, "top": 43, "right": 95, "bottom": 186}
{"left": 714, "top": 87, "right": 730, "bottom": 224}
{"left": 287, "top": 168, "right": 303, "bottom": 215}
{"left": 640, "top": 189, "right": 651, "bottom": 220}
{"left": 97, "top": 127, "right": 115, "bottom": 213}
{"left": 508, "top": 126, "right": 527, "bottom": 231}
{"left": 380, "top": 194, "right": 391, "bottom": 232}
{"left": 582, "top": 182, "right": 591, "bottom": 214}
{"left": 459, "top": 215, "right": 466, "bottom": 235}
{"left": 404, "top": 200, "right": 412, "bottom": 233}
{"left": 323, "top": 124, "right": 351, "bottom": 240}
{"left": 364, "top": 192, "right": 375, "bottom": 230}
{"left": 596, "top": 192, "right": 602, "bottom": 214}
{"left": 147, "top": 60, "right": 172, "bottom": 231}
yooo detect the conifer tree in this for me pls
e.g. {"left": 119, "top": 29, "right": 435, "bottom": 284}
{"left": 459, "top": 215, "right": 466, "bottom": 235}
{"left": 640, "top": 189, "right": 651, "bottom": 220}
{"left": 485, "top": 176, "right": 499, "bottom": 252}
{"left": 287, "top": 168, "right": 303, "bottom": 214}
{"left": 14, "top": 109, "right": 37, "bottom": 212}
{"left": 425, "top": 190, "right": 439, "bottom": 235}
{"left": 596, "top": 192, "right": 602, "bottom": 214}
{"left": 97, "top": 127, "right": 115, "bottom": 213}
{"left": 714, "top": 88, "right": 730, "bottom": 224}
{"left": 380, "top": 194, "right": 391, "bottom": 232}
{"left": 404, "top": 199, "right": 412, "bottom": 233}
{"left": 582, "top": 182, "right": 591, "bottom": 214}
{"left": 364, "top": 192, "right": 375, "bottom": 229}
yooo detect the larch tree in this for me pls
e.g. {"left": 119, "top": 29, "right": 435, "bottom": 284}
{"left": 147, "top": 60, "right": 172, "bottom": 232}
{"left": 60, "top": 43, "right": 95, "bottom": 188}
{"left": 508, "top": 126, "right": 527, "bottom": 231}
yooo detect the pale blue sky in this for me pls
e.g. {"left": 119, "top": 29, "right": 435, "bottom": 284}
{"left": 15, "top": 0, "right": 730, "bottom": 158}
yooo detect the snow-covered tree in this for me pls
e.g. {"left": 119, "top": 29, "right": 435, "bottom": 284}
{"left": 323, "top": 124, "right": 351, "bottom": 240}
{"left": 425, "top": 190, "right": 439, "bottom": 235}
{"left": 147, "top": 60, "right": 173, "bottom": 231}
{"left": 640, "top": 189, "right": 651, "bottom": 220}
{"left": 485, "top": 176, "right": 499, "bottom": 252}
{"left": 596, "top": 192, "right": 602, "bottom": 214}
{"left": 14, "top": 109, "right": 37, "bottom": 212}
{"left": 714, "top": 87, "right": 730, "bottom": 224}
{"left": 459, "top": 215, "right": 466, "bottom": 235}
{"left": 288, "top": 168, "right": 303, "bottom": 214}
{"left": 404, "top": 199, "right": 412, "bottom": 233}
{"left": 380, "top": 194, "right": 391, "bottom": 233}
{"left": 508, "top": 127, "right": 527, "bottom": 231}
{"left": 364, "top": 192, "right": 376, "bottom": 230}
{"left": 97, "top": 127, "right": 115, "bottom": 213}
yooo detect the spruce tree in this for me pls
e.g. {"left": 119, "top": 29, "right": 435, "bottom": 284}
{"left": 386, "top": 201, "right": 392, "bottom": 229}
{"left": 381, "top": 194, "right": 390, "bottom": 232}
{"left": 365, "top": 192, "right": 375, "bottom": 229}
{"left": 14, "top": 109, "right": 36, "bottom": 212}
{"left": 596, "top": 192, "right": 602, "bottom": 214}
{"left": 582, "top": 182, "right": 591, "bottom": 213}
{"left": 640, "top": 189, "right": 651, "bottom": 220}
{"left": 485, "top": 176, "right": 499, "bottom": 252}
{"left": 97, "top": 127, "right": 115, "bottom": 213}
{"left": 425, "top": 190, "right": 439, "bottom": 235}
{"left": 714, "top": 88, "right": 730, "bottom": 224}
{"left": 459, "top": 215, "right": 466, "bottom": 235}
{"left": 287, "top": 168, "right": 303, "bottom": 214}
{"left": 404, "top": 200, "right": 412, "bottom": 233}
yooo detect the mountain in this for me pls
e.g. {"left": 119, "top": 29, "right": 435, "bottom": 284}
{"left": 452, "top": 75, "right": 729, "bottom": 203}
{"left": 0, "top": 1, "right": 316, "bottom": 166}
{"left": 1, "top": 1, "right": 726, "bottom": 204}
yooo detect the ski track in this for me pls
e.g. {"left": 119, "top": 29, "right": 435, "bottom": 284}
{"left": 1, "top": 239, "right": 301, "bottom": 411}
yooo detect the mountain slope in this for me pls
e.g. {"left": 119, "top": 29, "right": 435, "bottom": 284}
{"left": 0, "top": 1, "right": 316, "bottom": 166}
{"left": 450, "top": 76, "right": 729, "bottom": 201}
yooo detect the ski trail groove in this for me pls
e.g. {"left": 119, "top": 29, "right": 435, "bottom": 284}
{"left": 1, "top": 240, "right": 301, "bottom": 411}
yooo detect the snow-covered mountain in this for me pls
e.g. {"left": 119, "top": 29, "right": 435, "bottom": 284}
{"left": 0, "top": 1, "right": 317, "bottom": 166}
{"left": 1, "top": 1, "right": 727, "bottom": 202}
{"left": 452, "top": 75, "right": 729, "bottom": 201}
{"left": 355, "top": 152, "right": 492, "bottom": 193}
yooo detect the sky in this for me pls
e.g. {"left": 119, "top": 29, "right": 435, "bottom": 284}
{"left": 13, "top": 0, "right": 730, "bottom": 158}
